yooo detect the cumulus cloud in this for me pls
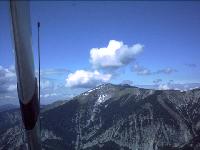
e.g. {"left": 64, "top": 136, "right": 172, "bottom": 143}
{"left": 152, "top": 79, "right": 185, "bottom": 90}
{"left": 0, "top": 65, "right": 16, "bottom": 79}
{"left": 0, "top": 65, "right": 17, "bottom": 93}
{"left": 65, "top": 40, "right": 144, "bottom": 89}
{"left": 41, "top": 93, "right": 57, "bottom": 98}
{"left": 66, "top": 70, "right": 112, "bottom": 88}
{"left": 157, "top": 80, "right": 173, "bottom": 90}
{"left": 132, "top": 63, "right": 177, "bottom": 76}
{"left": 158, "top": 84, "right": 170, "bottom": 90}
{"left": 0, "top": 66, "right": 18, "bottom": 105}
{"left": 0, "top": 66, "right": 70, "bottom": 93}
{"left": 0, "top": 65, "right": 75, "bottom": 105}
{"left": 160, "top": 80, "right": 200, "bottom": 91}
{"left": 7, "top": 84, "right": 17, "bottom": 91}
{"left": 0, "top": 65, "right": 86, "bottom": 105}
{"left": 90, "top": 40, "right": 143, "bottom": 70}
{"left": 41, "top": 80, "right": 52, "bottom": 89}
{"left": 132, "top": 64, "right": 152, "bottom": 75}
{"left": 64, "top": 40, "right": 144, "bottom": 89}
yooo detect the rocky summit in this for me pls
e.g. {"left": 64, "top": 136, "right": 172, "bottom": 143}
{"left": 0, "top": 83, "right": 200, "bottom": 150}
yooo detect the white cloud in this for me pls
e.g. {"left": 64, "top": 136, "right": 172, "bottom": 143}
{"left": 65, "top": 40, "right": 143, "bottom": 89}
{"left": 0, "top": 66, "right": 84, "bottom": 105}
{"left": 41, "top": 80, "right": 51, "bottom": 89}
{"left": 151, "top": 79, "right": 200, "bottom": 91}
{"left": 0, "top": 65, "right": 16, "bottom": 79}
{"left": 0, "top": 66, "right": 18, "bottom": 105}
{"left": 158, "top": 84, "right": 170, "bottom": 90}
{"left": 132, "top": 63, "right": 177, "bottom": 76}
{"left": 7, "top": 84, "right": 17, "bottom": 91}
{"left": 90, "top": 40, "right": 143, "bottom": 69}
{"left": 41, "top": 93, "right": 57, "bottom": 98}
{"left": 4, "top": 69, "right": 15, "bottom": 78}
{"left": 0, "top": 66, "right": 17, "bottom": 93}
{"left": 66, "top": 70, "right": 112, "bottom": 88}
{"left": 132, "top": 64, "right": 152, "bottom": 75}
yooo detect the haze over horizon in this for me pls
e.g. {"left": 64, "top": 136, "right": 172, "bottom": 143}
{"left": 0, "top": 1, "right": 200, "bottom": 105}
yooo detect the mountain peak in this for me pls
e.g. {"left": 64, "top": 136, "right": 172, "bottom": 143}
{"left": 1, "top": 84, "right": 200, "bottom": 149}
{"left": 78, "top": 83, "right": 155, "bottom": 107}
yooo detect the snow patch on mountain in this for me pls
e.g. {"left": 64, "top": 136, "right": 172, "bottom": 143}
{"left": 96, "top": 94, "right": 110, "bottom": 105}
{"left": 41, "top": 129, "right": 62, "bottom": 142}
{"left": 87, "top": 93, "right": 111, "bottom": 124}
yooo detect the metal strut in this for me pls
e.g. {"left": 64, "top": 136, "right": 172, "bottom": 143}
{"left": 37, "top": 22, "right": 41, "bottom": 104}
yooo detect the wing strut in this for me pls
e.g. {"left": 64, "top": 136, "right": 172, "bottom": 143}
{"left": 10, "top": 1, "right": 41, "bottom": 149}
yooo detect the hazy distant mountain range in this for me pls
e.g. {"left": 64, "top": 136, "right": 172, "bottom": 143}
{"left": 0, "top": 84, "right": 200, "bottom": 150}
{"left": 137, "top": 82, "right": 200, "bottom": 91}
{"left": 1, "top": 82, "right": 200, "bottom": 107}
{"left": 0, "top": 82, "right": 200, "bottom": 106}
{"left": 0, "top": 104, "right": 18, "bottom": 112}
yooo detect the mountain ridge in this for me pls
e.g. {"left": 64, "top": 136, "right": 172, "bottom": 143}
{"left": 0, "top": 83, "right": 200, "bottom": 150}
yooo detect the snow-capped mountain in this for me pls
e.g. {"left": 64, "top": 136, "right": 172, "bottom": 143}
{"left": 0, "top": 83, "right": 200, "bottom": 150}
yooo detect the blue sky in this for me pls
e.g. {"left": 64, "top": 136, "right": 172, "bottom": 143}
{"left": 0, "top": 1, "right": 200, "bottom": 104}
